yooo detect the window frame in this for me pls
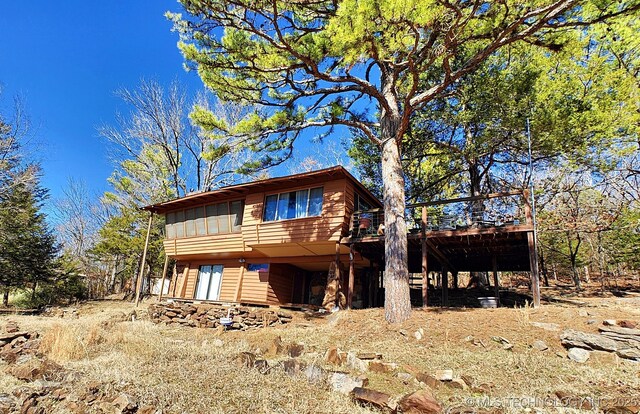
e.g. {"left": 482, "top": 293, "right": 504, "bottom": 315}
{"left": 164, "top": 198, "right": 245, "bottom": 239}
{"left": 262, "top": 186, "right": 324, "bottom": 222}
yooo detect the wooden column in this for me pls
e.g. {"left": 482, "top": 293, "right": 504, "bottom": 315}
{"left": 492, "top": 255, "right": 500, "bottom": 306}
{"left": 421, "top": 206, "right": 428, "bottom": 308}
{"left": 347, "top": 244, "right": 355, "bottom": 309}
{"left": 158, "top": 254, "right": 170, "bottom": 301}
{"left": 442, "top": 268, "right": 449, "bottom": 307}
{"left": 524, "top": 189, "right": 541, "bottom": 307}
{"left": 372, "top": 262, "right": 379, "bottom": 307}
{"left": 234, "top": 261, "right": 246, "bottom": 302}
{"left": 452, "top": 271, "right": 458, "bottom": 290}
{"left": 367, "top": 263, "right": 374, "bottom": 308}
{"left": 170, "top": 263, "right": 178, "bottom": 297}
{"left": 135, "top": 212, "right": 154, "bottom": 307}
{"left": 177, "top": 263, "right": 190, "bottom": 298}
{"left": 335, "top": 241, "right": 341, "bottom": 286}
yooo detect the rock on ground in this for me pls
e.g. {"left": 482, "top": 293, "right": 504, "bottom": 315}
{"left": 567, "top": 347, "right": 590, "bottom": 363}
{"left": 398, "top": 389, "right": 442, "bottom": 414}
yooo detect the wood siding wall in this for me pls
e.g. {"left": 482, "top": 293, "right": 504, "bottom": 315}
{"left": 163, "top": 234, "right": 247, "bottom": 257}
{"left": 164, "top": 178, "right": 349, "bottom": 257}
{"left": 171, "top": 260, "right": 242, "bottom": 302}
{"left": 266, "top": 264, "right": 295, "bottom": 304}
{"left": 170, "top": 260, "right": 301, "bottom": 305}
{"left": 242, "top": 179, "right": 347, "bottom": 246}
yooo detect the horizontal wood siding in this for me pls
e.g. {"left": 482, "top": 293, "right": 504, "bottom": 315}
{"left": 243, "top": 179, "right": 347, "bottom": 246}
{"left": 266, "top": 264, "right": 295, "bottom": 304}
{"left": 173, "top": 260, "right": 243, "bottom": 302}
{"left": 344, "top": 181, "right": 356, "bottom": 236}
{"left": 218, "top": 265, "right": 241, "bottom": 302}
{"left": 239, "top": 267, "right": 269, "bottom": 303}
{"left": 163, "top": 234, "right": 246, "bottom": 257}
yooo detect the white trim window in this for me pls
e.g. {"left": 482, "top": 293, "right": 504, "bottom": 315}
{"left": 195, "top": 265, "right": 224, "bottom": 301}
{"left": 263, "top": 187, "right": 323, "bottom": 221}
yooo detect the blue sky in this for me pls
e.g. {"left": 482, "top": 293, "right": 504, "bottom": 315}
{"left": 0, "top": 1, "right": 202, "bottom": 201}
{"left": 0, "top": 0, "right": 354, "bottom": 212}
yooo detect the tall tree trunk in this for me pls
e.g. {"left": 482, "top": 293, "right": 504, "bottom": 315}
{"left": 567, "top": 232, "right": 582, "bottom": 291}
{"left": 2, "top": 290, "right": 8, "bottom": 307}
{"left": 539, "top": 248, "right": 550, "bottom": 287}
{"left": 381, "top": 122, "right": 411, "bottom": 323}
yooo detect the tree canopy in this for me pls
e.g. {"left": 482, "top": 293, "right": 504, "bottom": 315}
{"left": 169, "top": 0, "right": 639, "bottom": 322}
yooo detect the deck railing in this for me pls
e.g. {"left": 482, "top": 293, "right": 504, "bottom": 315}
{"left": 349, "top": 190, "right": 530, "bottom": 238}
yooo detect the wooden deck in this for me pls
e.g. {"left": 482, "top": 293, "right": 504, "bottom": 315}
{"left": 341, "top": 190, "right": 541, "bottom": 307}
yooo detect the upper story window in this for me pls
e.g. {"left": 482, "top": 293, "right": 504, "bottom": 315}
{"left": 263, "top": 187, "right": 323, "bottom": 222}
{"left": 165, "top": 200, "right": 244, "bottom": 239}
{"left": 355, "top": 193, "right": 372, "bottom": 211}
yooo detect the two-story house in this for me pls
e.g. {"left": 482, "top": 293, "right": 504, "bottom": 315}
{"left": 143, "top": 166, "right": 381, "bottom": 307}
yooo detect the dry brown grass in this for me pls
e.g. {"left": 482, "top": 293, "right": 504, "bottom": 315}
{"left": 1, "top": 298, "right": 640, "bottom": 413}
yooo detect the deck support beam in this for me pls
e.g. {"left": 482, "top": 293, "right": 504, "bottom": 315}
{"left": 158, "top": 254, "right": 170, "bottom": 301}
{"left": 135, "top": 212, "right": 154, "bottom": 307}
{"left": 170, "top": 263, "right": 178, "bottom": 297}
{"left": 334, "top": 240, "right": 342, "bottom": 298}
{"left": 347, "top": 244, "right": 355, "bottom": 309}
{"left": 373, "top": 262, "right": 379, "bottom": 307}
{"left": 421, "top": 207, "right": 428, "bottom": 308}
{"left": 524, "top": 189, "right": 541, "bottom": 307}
{"left": 492, "top": 255, "right": 500, "bottom": 307}
{"left": 442, "top": 267, "right": 449, "bottom": 307}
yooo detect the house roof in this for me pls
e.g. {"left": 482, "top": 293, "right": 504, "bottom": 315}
{"left": 141, "top": 165, "right": 382, "bottom": 214}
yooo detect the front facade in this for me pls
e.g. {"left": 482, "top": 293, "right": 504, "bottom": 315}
{"left": 144, "top": 166, "right": 381, "bottom": 307}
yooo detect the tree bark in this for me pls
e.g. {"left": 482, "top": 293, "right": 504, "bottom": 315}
{"left": 381, "top": 126, "right": 411, "bottom": 323}
{"left": 2, "top": 290, "right": 8, "bottom": 307}
{"left": 567, "top": 232, "right": 582, "bottom": 291}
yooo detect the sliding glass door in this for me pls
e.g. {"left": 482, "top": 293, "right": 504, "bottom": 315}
{"left": 195, "top": 265, "right": 224, "bottom": 301}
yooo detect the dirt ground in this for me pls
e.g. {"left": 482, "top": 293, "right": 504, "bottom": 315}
{"left": 1, "top": 287, "right": 639, "bottom": 414}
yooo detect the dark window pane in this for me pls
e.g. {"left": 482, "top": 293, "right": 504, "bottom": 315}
{"left": 217, "top": 202, "right": 230, "bottom": 233}
{"left": 175, "top": 210, "right": 185, "bottom": 238}
{"left": 357, "top": 194, "right": 372, "bottom": 211}
{"left": 165, "top": 212, "right": 175, "bottom": 239}
{"left": 230, "top": 201, "right": 244, "bottom": 232}
{"left": 308, "top": 187, "right": 323, "bottom": 216}
{"left": 287, "top": 192, "right": 297, "bottom": 219}
{"left": 206, "top": 204, "right": 218, "bottom": 234}
{"left": 263, "top": 195, "right": 277, "bottom": 221}
{"left": 185, "top": 208, "right": 196, "bottom": 236}
{"left": 195, "top": 207, "right": 206, "bottom": 235}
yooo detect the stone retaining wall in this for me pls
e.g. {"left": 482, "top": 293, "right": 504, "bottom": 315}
{"left": 148, "top": 302, "right": 293, "bottom": 330}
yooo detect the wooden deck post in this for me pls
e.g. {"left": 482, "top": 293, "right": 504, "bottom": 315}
{"left": 368, "top": 263, "right": 374, "bottom": 308}
{"left": 421, "top": 206, "right": 428, "bottom": 308}
{"left": 373, "top": 262, "right": 379, "bottom": 307}
{"left": 492, "top": 255, "right": 500, "bottom": 306}
{"left": 347, "top": 244, "right": 355, "bottom": 309}
{"left": 135, "top": 212, "right": 154, "bottom": 307}
{"left": 158, "top": 254, "right": 170, "bottom": 301}
{"left": 170, "top": 263, "right": 178, "bottom": 297}
{"left": 335, "top": 241, "right": 341, "bottom": 285}
{"left": 234, "top": 260, "right": 246, "bottom": 302}
{"left": 524, "top": 189, "right": 541, "bottom": 307}
{"left": 442, "top": 268, "right": 449, "bottom": 307}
